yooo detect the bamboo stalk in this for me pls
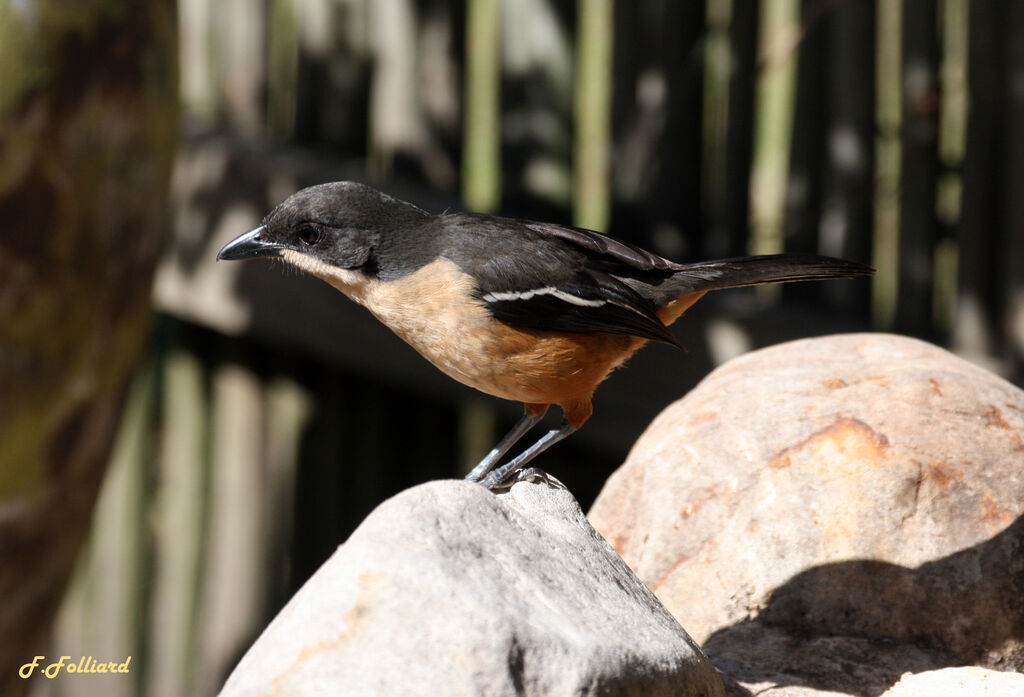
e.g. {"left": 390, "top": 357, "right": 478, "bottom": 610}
{"left": 463, "top": 0, "right": 501, "bottom": 213}
{"left": 896, "top": 0, "right": 940, "bottom": 335}
{"left": 749, "top": 0, "right": 799, "bottom": 259}
{"left": 703, "top": 0, "right": 733, "bottom": 254}
{"left": 196, "top": 363, "right": 266, "bottom": 697}
{"left": 215, "top": 0, "right": 266, "bottom": 135}
{"left": 147, "top": 351, "right": 209, "bottom": 697}
{"left": 268, "top": 0, "right": 299, "bottom": 139}
{"left": 724, "top": 0, "right": 759, "bottom": 258}
{"left": 89, "top": 366, "right": 155, "bottom": 697}
{"left": 178, "top": 0, "right": 216, "bottom": 122}
{"left": 574, "top": 0, "right": 614, "bottom": 232}
{"left": 1003, "top": 1, "right": 1024, "bottom": 377}
{"left": 43, "top": 366, "right": 156, "bottom": 697}
{"left": 262, "top": 377, "right": 313, "bottom": 609}
{"left": 933, "top": 0, "right": 968, "bottom": 334}
{"left": 873, "top": 0, "right": 902, "bottom": 329}
{"left": 458, "top": 400, "right": 496, "bottom": 476}
{"left": 783, "top": 0, "right": 826, "bottom": 261}
{"left": 820, "top": 0, "right": 876, "bottom": 315}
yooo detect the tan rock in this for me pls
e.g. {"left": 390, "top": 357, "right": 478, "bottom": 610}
{"left": 589, "top": 334, "right": 1024, "bottom": 674}
{"left": 880, "top": 667, "right": 1024, "bottom": 696}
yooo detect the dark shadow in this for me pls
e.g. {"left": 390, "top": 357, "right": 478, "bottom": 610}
{"left": 703, "top": 514, "right": 1024, "bottom": 696}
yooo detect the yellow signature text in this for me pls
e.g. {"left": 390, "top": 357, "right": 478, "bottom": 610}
{"left": 19, "top": 656, "right": 131, "bottom": 679}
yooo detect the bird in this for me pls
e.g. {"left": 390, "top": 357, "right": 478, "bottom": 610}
{"left": 217, "top": 181, "right": 873, "bottom": 489}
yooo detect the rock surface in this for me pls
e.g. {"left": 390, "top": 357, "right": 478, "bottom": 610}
{"left": 219, "top": 480, "right": 724, "bottom": 697}
{"left": 880, "top": 667, "right": 1024, "bottom": 696}
{"left": 589, "top": 333, "right": 1024, "bottom": 691}
{"left": 712, "top": 621, "right": 950, "bottom": 697}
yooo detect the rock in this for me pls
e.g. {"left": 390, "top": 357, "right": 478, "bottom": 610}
{"left": 588, "top": 333, "right": 1024, "bottom": 690}
{"left": 711, "top": 621, "right": 950, "bottom": 697}
{"left": 880, "top": 667, "right": 1024, "bottom": 696}
{"left": 219, "top": 480, "right": 725, "bottom": 697}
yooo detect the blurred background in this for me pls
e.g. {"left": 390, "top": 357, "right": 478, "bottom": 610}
{"left": 2, "top": 0, "right": 1022, "bottom": 695}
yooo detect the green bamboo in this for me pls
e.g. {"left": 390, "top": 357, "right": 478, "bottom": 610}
{"left": 196, "top": 363, "right": 266, "bottom": 697}
{"left": 896, "top": 0, "right": 940, "bottom": 335}
{"left": 179, "top": 0, "right": 217, "bottom": 123}
{"left": 92, "top": 365, "right": 155, "bottom": 697}
{"left": 263, "top": 376, "right": 313, "bottom": 604}
{"left": 702, "top": 0, "right": 733, "bottom": 249}
{"left": 463, "top": 0, "right": 501, "bottom": 212}
{"left": 458, "top": 401, "right": 497, "bottom": 475}
{"left": 873, "top": 0, "right": 902, "bottom": 329}
{"left": 934, "top": 0, "right": 968, "bottom": 332}
{"left": 147, "top": 350, "right": 209, "bottom": 697}
{"left": 268, "top": 0, "right": 299, "bottom": 139}
{"left": 573, "top": 0, "right": 614, "bottom": 232}
{"left": 956, "top": 0, "right": 1001, "bottom": 359}
{"left": 43, "top": 365, "right": 156, "bottom": 697}
{"left": 749, "top": 0, "right": 798, "bottom": 258}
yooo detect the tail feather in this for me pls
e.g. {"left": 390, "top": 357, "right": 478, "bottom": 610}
{"left": 670, "top": 254, "right": 874, "bottom": 294}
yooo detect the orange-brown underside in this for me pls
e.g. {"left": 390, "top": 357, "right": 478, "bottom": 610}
{"left": 291, "top": 251, "right": 706, "bottom": 429}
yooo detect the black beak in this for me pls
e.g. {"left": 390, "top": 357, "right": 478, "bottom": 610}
{"left": 216, "top": 226, "right": 285, "bottom": 261}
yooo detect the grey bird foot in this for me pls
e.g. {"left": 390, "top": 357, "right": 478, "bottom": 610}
{"left": 487, "top": 467, "right": 565, "bottom": 492}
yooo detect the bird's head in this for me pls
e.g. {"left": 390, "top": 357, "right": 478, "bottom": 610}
{"left": 216, "top": 181, "right": 429, "bottom": 282}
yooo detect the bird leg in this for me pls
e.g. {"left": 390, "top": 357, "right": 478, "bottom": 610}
{"left": 464, "top": 404, "right": 548, "bottom": 483}
{"left": 479, "top": 420, "right": 578, "bottom": 490}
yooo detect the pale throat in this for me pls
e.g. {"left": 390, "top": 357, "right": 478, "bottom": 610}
{"left": 281, "top": 249, "right": 374, "bottom": 304}
{"left": 279, "top": 251, "right": 490, "bottom": 338}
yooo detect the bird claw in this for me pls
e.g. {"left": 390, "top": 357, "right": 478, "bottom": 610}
{"left": 487, "top": 466, "right": 565, "bottom": 492}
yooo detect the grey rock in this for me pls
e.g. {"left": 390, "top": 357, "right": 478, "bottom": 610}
{"left": 589, "top": 333, "right": 1024, "bottom": 692}
{"left": 219, "top": 480, "right": 724, "bottom": 697}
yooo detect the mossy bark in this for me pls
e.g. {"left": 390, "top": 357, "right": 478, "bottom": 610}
{"left": 0, "top": 1, "right": 178, "bottom": 693}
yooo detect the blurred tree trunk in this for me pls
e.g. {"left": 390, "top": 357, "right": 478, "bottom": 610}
{"left": 0, "top": 2, "right": 178, "bottom": 695}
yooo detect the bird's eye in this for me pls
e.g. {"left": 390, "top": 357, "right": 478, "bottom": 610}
{"left": 297, "top": 226, "right": 321, "bottom": 246}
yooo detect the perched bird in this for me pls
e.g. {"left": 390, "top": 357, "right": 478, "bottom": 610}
{"left": 217, "top": 182, "right": 873, "bottom": 489}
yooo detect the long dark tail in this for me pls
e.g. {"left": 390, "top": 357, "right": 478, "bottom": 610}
{"left": 670, "top": 254, "right": 874, "bottom": 294}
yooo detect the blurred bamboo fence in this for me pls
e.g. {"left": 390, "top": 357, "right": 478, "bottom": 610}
{"left": 31, "top": 1, "right": 1024, "bottom": 695}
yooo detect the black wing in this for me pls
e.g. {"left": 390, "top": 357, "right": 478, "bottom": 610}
{"left": 519, "top": 220, "right": 685, "bottom": 272}
{"left": 516, "top": 221, "right": 874, "bottom": 303}
{"left": 480, "top": 267, "right": 682, "bottom": 348}
{"left": 438, "top": 213, "right": 683, "bottom": 346}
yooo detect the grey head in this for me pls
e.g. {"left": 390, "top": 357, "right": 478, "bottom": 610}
{"left": 216, "top": 181, "right": 429, "bottom": 272}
